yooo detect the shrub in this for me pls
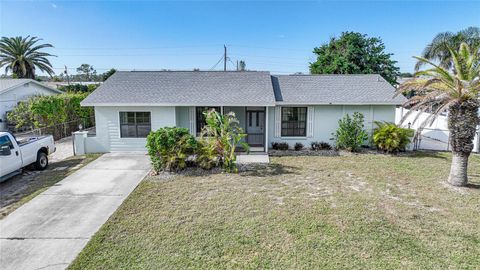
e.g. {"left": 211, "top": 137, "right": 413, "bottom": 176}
{"left": 195, "top": 138, "right": 220, "bottom": 170}
{"left": 6, "top": 92, "right": 94, "bottom": 135}
{"left": 199, "top": 110, "right": 248, "bottom": 173}
{"left": 272, "top": 142, "right": 289, "bottom": 150}
{"left": 310, "top": 141, "right": 332, "bottom": 150}
{"left": 146, "top": 127, "right": 197, "bottom": 173}
{"left": 294, "top": 142, "right": 304, "bottom": 151}
{"left": 373, "top": 122, "right": 414, "bottom": 153}
{"left": 333, "top": 112, "right": 368, "bottom": 152}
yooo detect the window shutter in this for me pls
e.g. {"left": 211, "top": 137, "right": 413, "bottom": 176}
{"left": 274, "top": 106, "right": 281, "bottom": 137}
{"left": 188, "top": 107, "right": 195, "bottom": 136}
{"left": 307, "top": 106, "right": 314, "bottom": 137}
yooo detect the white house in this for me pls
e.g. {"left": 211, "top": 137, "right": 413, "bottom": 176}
{"left": 76, "top": 71, "right": 405, "bottom": 154}
{"left": 0, "top": 79, "right": 63, "bottom": 131}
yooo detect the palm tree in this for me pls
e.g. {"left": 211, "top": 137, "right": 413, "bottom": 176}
{"left": 400, "top": 43, "right": 480, "bottom": 186}
{"left": 0, "top": 36, "right": 56, "bottom": 79}
{"left": 415, "top": 27, "right": 480, "bottom": 71}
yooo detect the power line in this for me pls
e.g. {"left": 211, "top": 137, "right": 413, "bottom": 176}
{"left": 57, "top": 53, "right": 220, "bottom": 57}
{"left": 55, "top": 44, "right": 223, "bottom": 50}
{"left": 209, "top": 55, "right": 225, "bottom": 71}
{"left": 228, "top": 58, "right": 237, "bottom": 70}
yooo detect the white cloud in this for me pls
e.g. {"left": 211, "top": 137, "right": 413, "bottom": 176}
{"left": 51, "top": 3, "right": 57, "bottom": 9}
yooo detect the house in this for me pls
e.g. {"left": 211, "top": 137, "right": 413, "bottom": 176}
{"left": 0, "top": 79, "right": 63, "bottom": 131}
{"left": 76, "top": 71, "right": 405, "bottom": 154}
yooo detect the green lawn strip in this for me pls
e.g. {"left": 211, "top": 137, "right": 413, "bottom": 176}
{"left": 0, "top": 154, "right": 101, "bottom": 219}
{"left": 69, "top": 153, "right": 480, "bottom": 269}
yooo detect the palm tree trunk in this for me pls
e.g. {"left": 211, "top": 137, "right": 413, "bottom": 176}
{"left": 447, "top": 101, "right": 480, "bottom": 186}
{"left": 448, "top": 152, "right": 469, "bottom": 186}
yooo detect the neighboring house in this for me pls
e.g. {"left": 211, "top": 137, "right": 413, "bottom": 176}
{"left": 0, "top": 79, "right": 63, "bottom": 131}
{"left": 77, "top": 71, "right": 405, "bottom": 153}
{"left": 44, "top": 81, "right": 102, "bottom": 89}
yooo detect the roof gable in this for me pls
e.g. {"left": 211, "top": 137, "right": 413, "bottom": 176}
{"left": 0, "top": 79, "right": 63, "bottom": 95}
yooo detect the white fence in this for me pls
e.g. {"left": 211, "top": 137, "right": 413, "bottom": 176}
{"left": 395, "top": 108, "right": 480, "bottom": 153}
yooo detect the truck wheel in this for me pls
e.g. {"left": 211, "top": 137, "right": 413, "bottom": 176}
{"left": 35, "top": 152, "right": 49, "bottom": 170}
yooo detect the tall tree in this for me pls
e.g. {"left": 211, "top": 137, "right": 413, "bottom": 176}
{"left": 102, "top": 68, "right": 116, "bottom": 81}
{"left": 0, "top": 36, "right": 55, "bottom": 79}
{"left": 239, "top": 60, "right": 246, "bottom": 71}
{"left": 399, "top": 43, "right": 480, "bottom": 186}
{"left": 76, "top": 64, "right": 97, "bottom": 81}
{"left": 310, "top": 32, "right": 400, "bottom": 85}
{"left": 416, "top": 26, "right": 480, "bottom": 71}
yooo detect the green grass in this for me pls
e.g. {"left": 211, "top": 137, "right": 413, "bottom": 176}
{"left": 69, "top": 152, "right": 480, "bottom": 269}
{"left": 0, "top": 154, "right": 101, "bottom": 219}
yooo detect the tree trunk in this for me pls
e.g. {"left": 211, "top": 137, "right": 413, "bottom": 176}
{"left": 448, "top": 152, "right": 469, "bottom": 186}
{"left": 447, "top": 101, "right": 480, "bottom": 186}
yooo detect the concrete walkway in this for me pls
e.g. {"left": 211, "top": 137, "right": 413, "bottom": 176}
{"left": 0, "top": 153, "right": 150, "bottom": 270}
{"left": 237, "top": 153, "right": 270, "bottom": 164}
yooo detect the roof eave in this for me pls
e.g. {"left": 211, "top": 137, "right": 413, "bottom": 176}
{"left": 274, "top": 101, "right": 404, "bottom": 106}
{"left": 80, "top": 102, "right": 277, "bottom": 107}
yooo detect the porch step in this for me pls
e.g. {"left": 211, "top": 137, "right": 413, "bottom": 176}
{"left": 237, "top": 154, "right": 270, "bottom": 164}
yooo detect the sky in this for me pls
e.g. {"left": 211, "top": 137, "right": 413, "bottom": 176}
{"left": 0, "top": 0, "right": 479, "bottom": 76}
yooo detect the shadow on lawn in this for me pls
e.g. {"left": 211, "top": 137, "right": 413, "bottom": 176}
{"left": 404, "top": 151, "right": 449, "bottom": 160}
{"left": 466, "top": 173, "right": 480, "bottom": 189}
{"left": 240, "top": 163, "right": 299, "bottom": 177}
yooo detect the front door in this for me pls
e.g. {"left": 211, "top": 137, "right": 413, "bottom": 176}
{"left": 246, "top": 111, "right": 265, "bottom": 147}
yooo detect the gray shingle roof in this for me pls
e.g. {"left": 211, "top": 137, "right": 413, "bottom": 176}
{"left": 81, "top": 71, "right": 405, "bottom": 106}
{"left": 81, "top": 71, "right": 276, "bottom": 106}
{"left": 272, "top": 74, "right": 405, "bottom": 105}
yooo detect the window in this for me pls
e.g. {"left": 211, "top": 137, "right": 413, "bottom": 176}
{"left": 119, "top": 112, "right": 151, "bottom": 138}
{"left": 281, "top": 107, "right": 307, "bottom": 137}
{"left": 0, "top": 135, "right": 14, "bottom": 149}
{"left": 196, "top": 107, "right": 220, "bottom": 134}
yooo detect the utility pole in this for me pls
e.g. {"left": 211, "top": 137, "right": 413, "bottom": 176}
{"left": 236, "top": 60, "right": 239, "bottom": 71}
{"left": 64, "top": 65, "right": 70, "bottom": 85}
{"left": 224, "top": 45, "right": 227, "bottom": 71}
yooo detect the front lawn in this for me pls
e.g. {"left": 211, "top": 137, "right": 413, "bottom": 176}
{"left": 69, "top": 152, "right": 480, "bottom": 269}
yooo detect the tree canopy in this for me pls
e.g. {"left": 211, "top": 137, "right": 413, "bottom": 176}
{"left": 416, "top": 26, "right": 480, "bottom": 71}
{"left": 0, "top": 36, "right": 55, "bottom": 79}
{"left": 309, "top": 32, "right": 400, "bottom": 85}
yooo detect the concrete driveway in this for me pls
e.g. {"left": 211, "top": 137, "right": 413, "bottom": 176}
{"left": 0, "top": 153, "right": 150, "bottom": 270}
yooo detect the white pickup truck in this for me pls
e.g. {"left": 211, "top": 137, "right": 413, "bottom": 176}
{"left": 0, "top": 132, "right": 56, "bottom": 182}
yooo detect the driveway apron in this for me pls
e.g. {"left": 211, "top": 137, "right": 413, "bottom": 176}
{"left": 0, "top": 153, "right": 150, "bottom": 270}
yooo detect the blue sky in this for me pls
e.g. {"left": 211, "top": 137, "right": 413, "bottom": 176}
{"left": 1, "top": 0, "right": 479, "bottom": 75}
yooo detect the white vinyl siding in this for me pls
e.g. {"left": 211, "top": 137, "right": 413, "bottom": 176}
{"left": 274, "top": 106, "right": 281, "bottom": 137}
{"left": 307, "top": 106, "right": 314, "bottom": 137}
{"left": 94, "top": 106, "right": 176, "bottom": 152}
{"left": 268, "top": 105, "right": 396, "bottom": 148}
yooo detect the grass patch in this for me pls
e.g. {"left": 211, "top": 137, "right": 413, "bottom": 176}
{"left": 0, "top": 154, "right": 101, "bottom": 219}
{"left": 69, "top": 152, "right": 480, "bottom": 269}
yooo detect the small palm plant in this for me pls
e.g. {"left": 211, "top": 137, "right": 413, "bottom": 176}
{"left": 199, "top": 109, "right": 249, "bottom": 172}
{"left": 0, "top": 36, "right": 56, "bottom": 79}
{"left": 399, "top": 42, "right": 480, "bottom": 186}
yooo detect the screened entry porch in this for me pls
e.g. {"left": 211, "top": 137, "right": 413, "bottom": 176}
{"left": 195, "top": 106, "right": 267, "bottom": 152}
